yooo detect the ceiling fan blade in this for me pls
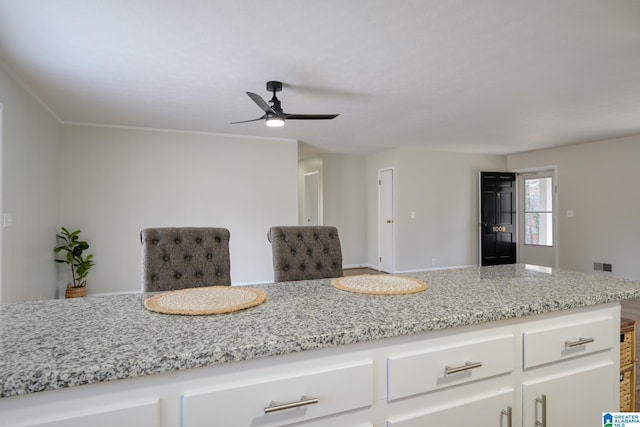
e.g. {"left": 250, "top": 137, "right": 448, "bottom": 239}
{"left": 230, "top": 115, "right": 265, "bottom": 124}
{"left": 284, "top": 114, "right": 339, "bottom": 120}
{"left": 246, "top": 92, "right": 276, "bottom": 114}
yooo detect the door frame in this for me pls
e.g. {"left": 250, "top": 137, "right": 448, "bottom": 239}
{"left": 378, "top": 167, "right": 395, "bottom": 273}
{"left": 303, "top": 170, "right": 322, "bottom": 225}
{"left": 514, "top": 166, "right": 559, "bottom": 268}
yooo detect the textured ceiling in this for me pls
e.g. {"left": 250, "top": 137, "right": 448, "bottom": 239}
{"left": 0, "top": 0, "right": 639, "bottom": 156}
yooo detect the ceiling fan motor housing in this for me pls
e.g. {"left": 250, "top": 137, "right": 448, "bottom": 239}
{"left": 266, "top": 81, "right": 283, "bottom": 92}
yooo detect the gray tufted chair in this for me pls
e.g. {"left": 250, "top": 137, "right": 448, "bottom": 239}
{"left": 141, "top": 227, "right": 231, "bottom": 292}
{"left": 267, "top": 226, "right": 343, "bottom": 282}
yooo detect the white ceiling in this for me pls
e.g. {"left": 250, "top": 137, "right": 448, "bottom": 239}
{"left": 0, "top": 0, "right": 639, "bottom": 157}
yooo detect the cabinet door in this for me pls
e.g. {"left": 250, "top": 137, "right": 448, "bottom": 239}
{"left": 522, "top": 362, "right": 615, "bottom": 427}
{"left": 387, "top": 388, "right": 514, "bottom": 427}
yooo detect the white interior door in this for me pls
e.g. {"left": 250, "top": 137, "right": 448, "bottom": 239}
{"left": 517, "top": 169, "right": 557, "bottom": 268}
{"left": 379, "top": 168, "right": 394, "bottom": 273}
{"left": 303, "top": 171, "right": 321, "bottom": 225}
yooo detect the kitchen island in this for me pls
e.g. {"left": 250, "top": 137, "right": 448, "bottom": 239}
{"left": 1, "top": 264, "right": 640, "bottom": 426}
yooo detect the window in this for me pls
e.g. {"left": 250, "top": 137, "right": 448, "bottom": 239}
{"left": 524, "top": 177, "right": 553, "bottom": 246}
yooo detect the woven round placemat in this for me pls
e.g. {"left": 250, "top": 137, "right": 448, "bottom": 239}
{"left": 144, "top": 286, "right": 267, "bottom": 315}
{"left": 332, "top": 275, "right": 428, "bottom": 295}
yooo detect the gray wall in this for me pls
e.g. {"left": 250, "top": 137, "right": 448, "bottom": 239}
{"left": 508, "top": 137, "right": 640, "bottom": 279}
{"left": 298, "top": 154, "right": 368, "bottom": 268}
{"left": 0, "top": 65, "right": 60, "bottom": 303}
{"left": 59, "top": 125, "right": 298, "bottom": 295}
{"left": 367, "top": 148, "right": 507, "bottom": 272}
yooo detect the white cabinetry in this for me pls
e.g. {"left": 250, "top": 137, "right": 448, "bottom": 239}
{"left": 387, "top": 388, "right": 515, "bottom": 427}
{"left": 12, "top": 398, "right": 160, "bottom": 427}
{"left": 385, "top": 304, "right": 619, "bottom": 427}
{"left": 182, "top": 361, "right": 373, "bottom": 427}
{"left": 0, "top": 303, "right": 620, "bottom": 427}
{"left": 522, "top": 362, "right": 615, "bottom": 427}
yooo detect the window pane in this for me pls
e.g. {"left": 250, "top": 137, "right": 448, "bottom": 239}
{"left": 525, "top": 177, "right": 553, "bottom": 212}
{"left": 525, "top": 212, "right": 553, "bottom": 246}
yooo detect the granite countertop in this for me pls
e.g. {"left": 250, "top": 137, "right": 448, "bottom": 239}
{"left": 2, "top": 264, "right": 640, "bottom": 398}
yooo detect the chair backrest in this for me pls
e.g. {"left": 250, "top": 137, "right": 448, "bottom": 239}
{"left": 267, "top": 226, "right": 343, "bottom": 282}
{"left": 141, "top": 227, "right": 231, "bottom": 292}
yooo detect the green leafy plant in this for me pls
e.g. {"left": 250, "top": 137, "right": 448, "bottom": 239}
{"left": 54, "top": 227, "right": 95, "bottom": 288}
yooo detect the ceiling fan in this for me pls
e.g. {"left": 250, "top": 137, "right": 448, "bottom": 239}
{"left": 231, "top": 81, "right": 339, "bottom": 127}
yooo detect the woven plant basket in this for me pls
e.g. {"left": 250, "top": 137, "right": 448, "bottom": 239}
{"left": 65, "top": 284, "right": 87, "bottom": 298}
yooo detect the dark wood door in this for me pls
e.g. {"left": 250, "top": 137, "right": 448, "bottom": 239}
{"left": 480, "top": 172, "right": 516, "bottom": 266}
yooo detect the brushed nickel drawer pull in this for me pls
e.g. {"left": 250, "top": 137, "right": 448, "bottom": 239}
{"left": 264, "top": 395, "right": 319, "bottom": 414}
{"left": 501, "top": 406, "right": 513, "bottom": 427}
{"left": 564, "top": 337, "right": 595, "bottom": 348}
{"left": 535, "top": 394, "right": 547, "bottom": 427}
{"left": 444, "top": 361, "right": 482, "bottom": 375}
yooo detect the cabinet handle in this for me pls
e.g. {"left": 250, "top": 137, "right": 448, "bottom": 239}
{"left": 564, "top": 337, "right": 595, "bottom": 348}
{"left": 535, "top": 394, "right": 547, "bottom": 427}
{"left": 264, "top": 395, "right": 319, "bottom": 414}
{"left": 444, "top": 361, "right": 482, "bottom": 375}
{"left": 501, "top": 406, "right": 512, "bottom": 427}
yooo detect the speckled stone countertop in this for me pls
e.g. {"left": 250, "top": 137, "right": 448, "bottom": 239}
{"left": 2, "top": 264, "right": 640, "bottom": 398}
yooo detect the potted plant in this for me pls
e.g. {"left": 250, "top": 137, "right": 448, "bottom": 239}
{"left": 54, "top": 227, "right": 95, "bottom": 298}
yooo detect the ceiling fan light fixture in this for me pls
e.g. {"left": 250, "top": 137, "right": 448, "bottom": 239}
{"left": 266, "top": 115, "right": 285, "bottom": 127}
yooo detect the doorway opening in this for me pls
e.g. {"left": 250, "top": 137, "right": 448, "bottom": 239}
{"left": 303, "top": 170, "right": 322, "bottom": 225}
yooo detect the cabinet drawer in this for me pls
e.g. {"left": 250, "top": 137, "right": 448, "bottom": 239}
{"left": 387, "top": 333, "right": 514, "bottom": 401}
{"left": 523, "top": 315, "right": 614, "bottom": 369}
{"left": 182, "top": 361, "right": 373, "bottom": 427}
{"left": 28, "top": 399, "right": 160, "bottom": 427}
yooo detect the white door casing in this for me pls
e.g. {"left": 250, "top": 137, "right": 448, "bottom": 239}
{"left": 517, "top": 168, "right": 557, "bottom": 268}
{"left": 378, "top": 168, "right": 394, "bottom": 273}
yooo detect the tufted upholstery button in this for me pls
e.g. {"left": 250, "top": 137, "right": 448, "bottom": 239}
{"left": 141, "top": 227, "right": 231, "bottom": 292}
{"left": 267, "top": 226, "right": 343, "bottom": 282}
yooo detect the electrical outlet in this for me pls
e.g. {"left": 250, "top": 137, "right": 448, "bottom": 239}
{"left": 431, "top": 258, "right": 436, "bottom": 266}
{"left": 594, "top": 262, "right": 603, "bottom": 271}
{"left": 603, "top": 263, "right": 612, "bottom": 272}
{"left": 3, "top": 213, "right": 13, "bottom": 227}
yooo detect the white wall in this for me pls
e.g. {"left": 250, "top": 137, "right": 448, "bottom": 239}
{"left": 508, "top": 137, "right": 640, "bottom": 280}
{"left": 0, "top": 66, "right": 60, "bottom": 303}
{"left": 59, "top": 125, "right": 298, "bottom": 295}
{"left": 367, "top": 148, "right": 507, "bottom": 272}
